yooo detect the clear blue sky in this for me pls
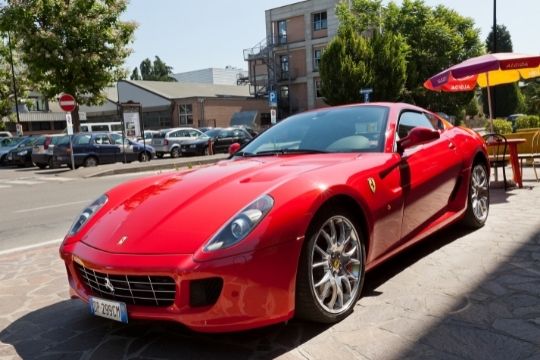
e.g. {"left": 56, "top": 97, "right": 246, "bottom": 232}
{"left": 122, "top": 0, "right": 540, "bottom": 74}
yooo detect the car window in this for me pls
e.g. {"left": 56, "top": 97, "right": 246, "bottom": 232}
{"left": 397, "top": 111, "right": 434, "bottom": 139}
{"left": 92, "top": 125, "right": 109, "bottom": 132}
{"left": 110, "top": 134, "right": 123, "bottom": 144}
{"left": 221, "top": 130, "right": 234, "bottom": 138}
{"left": 189, "top": 130, "right": 202, "bottom": 137}
{"left": 93, "top": 134, "right": 111, "bottom": 145}
{"left": 74, "top": 134, "right": 92, "bottom": 145}
{"left": 241, "top": 106, "right": 389, "bottom": 154}
{"left": 80, "top": 125, "right": 89, "bottom": 132}
{"left": 33, "top": 136, "right": 46, "bottom": 146}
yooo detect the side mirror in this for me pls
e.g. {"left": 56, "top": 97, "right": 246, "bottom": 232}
{"left": 229, "top": 142, "right": 241, "bottom": 155}
{"left": 397, "top": 127, "right": 440, "bottom": 153}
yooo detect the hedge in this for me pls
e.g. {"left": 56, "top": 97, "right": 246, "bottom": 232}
{"left": 515, "top": 115, "right": 540, "bottom": 130}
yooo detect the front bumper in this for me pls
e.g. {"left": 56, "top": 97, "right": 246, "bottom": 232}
{"left": 60, "top": 240, "right": 298, "bottom": 332}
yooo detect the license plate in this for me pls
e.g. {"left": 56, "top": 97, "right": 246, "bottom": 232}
{"left": 181, "top": 148, "right": 186, "bottom": 152}
{"left": 89, "top": 297, "right": 128, "bottom": 323}
{"left": 190, "top": 144, "right": 196, "bottom": 148}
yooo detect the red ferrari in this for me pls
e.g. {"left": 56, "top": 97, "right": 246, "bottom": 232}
{"left": 60, "top": 103, "right": 490, "bottom": 332}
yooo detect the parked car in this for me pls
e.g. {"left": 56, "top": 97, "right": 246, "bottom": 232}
{"left": 232, "top": 125, "right": 258, "bottom": 137}
{"left": 6, "top": 137, "right": 39, "bottom": 167}
{"left": 150, "top": 127, "right": 206, "bottom": 158}
{"left": 60, "top": 102, "right": 489, "bottom": 332}
{"left": 137, "top": 130, "right": 159, "bottom": 146}
{"left": 54, "top": 132, "right": 155, "bottom": 168}
{"left": 0, "top": 137, "right": 31, "bottom": 165}
{"left": 32, "top": 134, "right": 69, "bottom": 169}
{"left": 80, "top": 122, "right": 123, "bottom": 133}
{"left": 180, "top": 127, "right": 252, "bottom": 155}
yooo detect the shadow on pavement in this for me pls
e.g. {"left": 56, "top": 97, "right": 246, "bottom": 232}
{"left": 396, "top": 229, "right": 540, "bottom": 359}
{"left": 0, "top": 299, "right": 330, "bottom": 359}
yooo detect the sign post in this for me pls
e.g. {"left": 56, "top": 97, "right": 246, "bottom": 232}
{"left": 270, "top": 108, "right": 277, "bottom": 125}
{"left": 120, "top": 102, "right": 144, "bottom": 162}
{"left": 59, "top": 93, "right": 77, "bottom": 169}
{"left": 269, "top": 90, "right": 278, "bottom": 125}
{"left": 359, "top": 88, "right": 373, "bottom": 103}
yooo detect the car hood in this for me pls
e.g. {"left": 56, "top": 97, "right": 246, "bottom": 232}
{"left": 82, "top": 153, "right": 380, "bottom": 255}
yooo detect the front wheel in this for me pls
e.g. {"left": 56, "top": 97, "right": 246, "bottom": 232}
{"left": 462, "top": 162, "right": 489, "bottom": 228}
{"left": 84, "top": 156, "right": 98, "bottom": 167}
{"left": 295, "top": 207, "right": 365, "bottom": 323}
{"left": 139, "top": 151, "right": 150, "bottom": 162}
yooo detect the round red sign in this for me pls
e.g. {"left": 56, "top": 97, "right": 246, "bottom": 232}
{"left": 59, "top": 93, "right": 76, "bottom": 112}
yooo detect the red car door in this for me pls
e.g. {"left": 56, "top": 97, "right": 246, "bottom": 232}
{"left": 397, "top": 111, "right": 462, "bottom": 240}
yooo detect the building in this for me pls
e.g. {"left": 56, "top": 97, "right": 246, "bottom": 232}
{"left": 243, "top": 0, "right": 340, "bottom": 119}
{"left": 7, "top": 81, "right": 270, "bottom": 135}
{"left": 117, "top": 80, "right": 269, "bottom": 129}
{"left": 173, "top": 67, "right": 248, "bottom": 86}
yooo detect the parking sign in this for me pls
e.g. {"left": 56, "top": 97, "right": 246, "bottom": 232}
{"left": 268, "top": 91, "right": 277, "bottom": 107}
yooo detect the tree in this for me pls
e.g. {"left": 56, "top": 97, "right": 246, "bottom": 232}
{"left": 131, "top": 56, "right": 176, "bottom": 82}
{"left": 338, "top": 0, "right": 484, "bottom": 115}
{"left": 522, "top": 80, "right": 540, "bottom": 115}
{"left": 0, "top": 0, "right": 136, "bottom": 132}
{"left": 483, "top": 24, "right": 524, "bottom": 117}
{"left": 319, "top": 23, "right": 407, "bottom": 105}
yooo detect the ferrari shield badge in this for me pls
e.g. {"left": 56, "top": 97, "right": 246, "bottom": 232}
{"left": 368, "top": 178, "right": 376, "bottom": 194}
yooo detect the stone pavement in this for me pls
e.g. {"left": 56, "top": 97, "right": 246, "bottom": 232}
{"left": 0, "top": 168, "right": 539, "bottom": 359}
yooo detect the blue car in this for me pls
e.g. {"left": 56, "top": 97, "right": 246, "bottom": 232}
{"left": 53, "top": 133, "right": 156, "bottom": 168}
{"left": 0, "top": 137, "right": 32, "bottom": 165}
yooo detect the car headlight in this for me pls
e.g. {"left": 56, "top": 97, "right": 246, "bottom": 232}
{"left": 205, "top": 195, "right": 274, "bottom": 251}
{"left": 67, "top": 194, "right": 108, "bottom": 236}
{"left": 17, "top": 150, "right": 28, "bottom": 156}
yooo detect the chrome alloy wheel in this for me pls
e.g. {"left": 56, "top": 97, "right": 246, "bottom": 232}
{"left": 310, "top": 215, "right": 362, "bottom": 314}
{"left": 471, "top": 164, "right": 489, "bottom": 222}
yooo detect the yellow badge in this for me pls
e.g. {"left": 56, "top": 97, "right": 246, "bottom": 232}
{"left": 368, "top": 178, "right": 376, "bottom": 194}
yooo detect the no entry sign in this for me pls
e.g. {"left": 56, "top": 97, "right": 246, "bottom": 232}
{"left": 59, "top": 93, "right": 76, "bottom": 112}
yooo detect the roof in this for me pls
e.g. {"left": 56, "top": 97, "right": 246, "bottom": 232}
{"left": 121, "top": 80, "right": 252, "bottom": 99}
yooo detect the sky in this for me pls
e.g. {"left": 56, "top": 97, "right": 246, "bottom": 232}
{"left": 122, "top": 0, "right": 540, "bottom": 74}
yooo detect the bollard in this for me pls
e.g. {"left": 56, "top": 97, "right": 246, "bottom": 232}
{"left": 208, "top": 138, "right": 214, "bottom": 155}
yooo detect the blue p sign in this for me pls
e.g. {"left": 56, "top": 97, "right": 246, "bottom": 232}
{"left": 269, "top": 91, "right": 277, "bottom": 107}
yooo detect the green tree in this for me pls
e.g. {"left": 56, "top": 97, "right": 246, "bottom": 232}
{"left": 319, "top": 23, "right": 407, "bottom": 105}
{"left": 483, "top": 24, "right": 524, "bottom": 117}
{"left": 0, "top": 0, "right": 136, "bottom": 132}
{"left": 522, "top": 80, "right": 540, "bottom": 115}
{"left": 131, "top": 56, "right": 176, "bottom": 82}
{"left": 338, "top": 0, "right": 483, "bottom": 115}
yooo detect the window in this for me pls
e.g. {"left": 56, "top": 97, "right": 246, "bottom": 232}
{"left": 397, "top": 111, "right": 434, "bottom": 140}
{"left": 315, "top": 79, "right": 322, "bottom": 98}
{"left": 179, "top": 104, "right": 193, "bottom": 125}
{"left": 74, "top": 134, "right": 91, "bottom": 145}
{"left": 280, "top": 55, "right": 289, "bottom": 80}
{"left": 277, "top": 20, "right": 287, "bottom": 44}
{"left": 91, "top": 125, "right": 109, "bottom": 132}
{"left": 280, "top": 86, "right": 289, "bottom": 101}
{"left": 53, "top": 121, "right": 65, "bottom": 130}
{"left": 313, "top": 48, "right": 323, "bottom": 71}
{"left": 313, "top": 11, "right": 327, "bottom": 31}
{"left": 27, "top": 96, "right": 49, "bottom": 112}
{"left": 94, "top": 134, "right": 111, "bottom": 144}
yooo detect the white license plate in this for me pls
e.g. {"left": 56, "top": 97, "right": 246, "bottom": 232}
{"left": 190, "top": 144, "right": 196, "bottom": 148}
{"left": 89, "top": 297, "right": 128, "bottom": 323}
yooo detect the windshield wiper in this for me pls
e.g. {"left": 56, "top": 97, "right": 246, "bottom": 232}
{"left": 249, "top": 148, "right": 329, "bottom": 157}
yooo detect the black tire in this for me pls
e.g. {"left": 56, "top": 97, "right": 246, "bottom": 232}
{"left": 295, "top": 206, "right": 366, "bottom": 323}
{"left": 139, "top": 151, "right": 150, "bottom": 162}
{"left": 170, "top": 147, "right": 180, "bottom": 158}
{"left": 462, "top": 162, "right": 489, "bottom": 228}
{"left": 84, "top": 156, "right": 98, "bottom": 167}
{"left": 48, "top": 157, "right": 57, "bottom": 169}
{"left": 36, "top": 163, "right": 47, "bottom": 169}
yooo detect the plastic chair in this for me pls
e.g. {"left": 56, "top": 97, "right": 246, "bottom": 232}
{"left": 483, "top": 133, "right": 509, "bottom": 190}
{"left": 519, "top": 130, "right": 540, "bottom": 182}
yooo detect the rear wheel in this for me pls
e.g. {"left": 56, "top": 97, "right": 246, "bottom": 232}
{"left": 462, "top": 162, "right": 489, "bottom": 228}
{"left": 84, "top": 156, "right": 98, "bottom": 167}
{"left": 36, "top": 163, "right": 47, "bottom": 169}
{"left": 139, "top": 151, "right": 150, "bottom": 162}
{"left": 48, "top": 157, "right": 57, "bottom": 169}
{"left": 170, "top": 148, "right": 180, "bottom": 158}
{"left": 295, "top": 207, "right": 365, "bottom": 323}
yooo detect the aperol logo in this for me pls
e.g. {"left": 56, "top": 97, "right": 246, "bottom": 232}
{"left": 503, "top": 61, "right": 530, "bottom": 69}
{"left": 450, "top": 84, "right": 475, "bottom": 91}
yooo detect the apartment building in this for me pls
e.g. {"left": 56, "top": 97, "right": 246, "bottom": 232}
{"left": 244, "top": 0, "right": 340, "bottom": 119}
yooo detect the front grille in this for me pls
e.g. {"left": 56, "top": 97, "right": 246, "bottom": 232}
{"left": 74, "top": 262, "right": 176, "bottom": 307}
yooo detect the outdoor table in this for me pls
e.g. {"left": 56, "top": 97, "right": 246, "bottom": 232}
{"left": 486, "top": 138, "right": 526, "bottom": 188}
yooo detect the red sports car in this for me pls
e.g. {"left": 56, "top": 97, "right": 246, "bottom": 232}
{"left": 60, "top": 103, "right": 490, "bottom": 332}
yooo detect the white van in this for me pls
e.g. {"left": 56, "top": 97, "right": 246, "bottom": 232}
{"left": 80, "top": 122, "right": 122, "bottom": 133}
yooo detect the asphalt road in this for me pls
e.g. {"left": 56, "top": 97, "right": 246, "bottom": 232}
{"left": 0, "top": 166, "right": 167, "bottom": 252}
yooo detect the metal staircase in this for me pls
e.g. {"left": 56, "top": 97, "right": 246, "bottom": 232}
{"left": 243, "top": 37, "right": 276, "bottom": 98}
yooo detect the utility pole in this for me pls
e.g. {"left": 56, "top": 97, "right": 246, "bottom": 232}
{"left": 492, "top": 0, "right": 497, "bottom": 117}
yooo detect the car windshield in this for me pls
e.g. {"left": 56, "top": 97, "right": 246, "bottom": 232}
{"left": 238, "top": 106, "right": 389, "bottom": 156}
{"left": 204, "top": 129, "right": 221, "bottom": 137}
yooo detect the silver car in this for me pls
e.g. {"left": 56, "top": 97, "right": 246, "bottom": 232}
{"left": 151, "top": 128, "right": 206, "bottom": 158}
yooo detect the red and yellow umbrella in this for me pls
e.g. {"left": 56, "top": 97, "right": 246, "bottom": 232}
{"left": 424, "top": 53, "right": 540, "bottom": 131}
